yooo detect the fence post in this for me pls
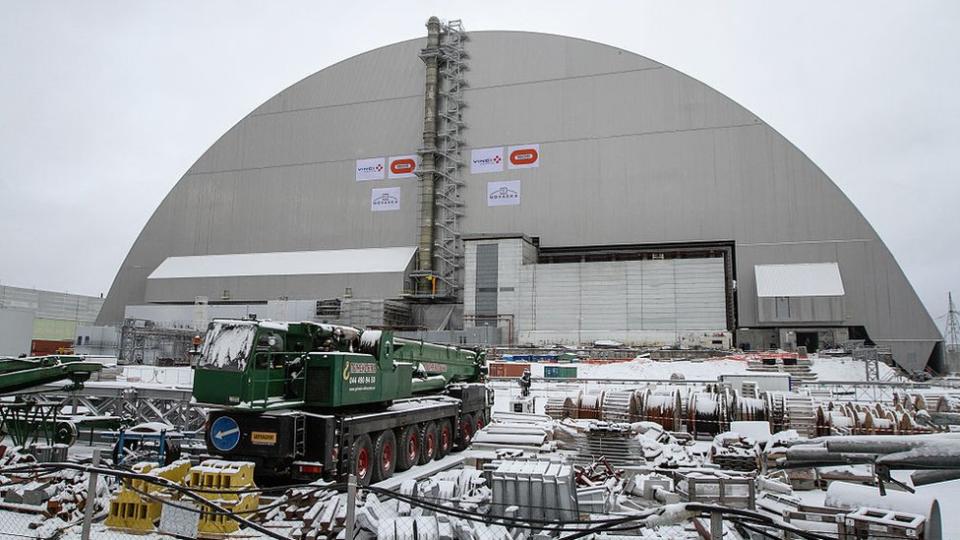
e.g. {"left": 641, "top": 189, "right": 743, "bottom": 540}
{"left": 80, "top": 448, "right": 101, "bottom": 540}
{"left": 345, "top": 473, "right": 357, "bottom": 539}
{"left": 710, "top": 510, "right": 723, "bottom": 539}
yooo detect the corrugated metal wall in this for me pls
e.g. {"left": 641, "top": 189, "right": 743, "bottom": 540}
{"left": 0, "top": 285, "right": 102, "bottom": 323}
{"left": 515, "top": 258, "right": 726, "bottom": 345}
{"left": 475, "top": 244, "right": 499, "bottom": 319}
{"left": 757, "top": 296, "right": 844, "bottom": 324}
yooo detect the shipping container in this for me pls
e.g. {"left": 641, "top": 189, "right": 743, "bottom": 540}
{"left": 30, "top": 339, "right": 74, "bottom": 356}
{"left": 488, "top": 362, "right": 531, "bottom": 378}
{"left": 544, "top": 365, "right": 578, "bottom": 379}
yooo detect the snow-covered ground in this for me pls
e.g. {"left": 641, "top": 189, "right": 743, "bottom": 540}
{"left": 512, "top": 354, "right": 897, "bottom": 381}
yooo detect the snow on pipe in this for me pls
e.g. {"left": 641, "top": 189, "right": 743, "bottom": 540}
{"left": 823, "top": 433, "right": 960, "bottom": 454}
{"left": 543, "top": 383, "right": 953, "bottom": 439}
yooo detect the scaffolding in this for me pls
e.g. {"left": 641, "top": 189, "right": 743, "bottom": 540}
{"left": 413, "top": 19, "right": 467, "bottom": 300}
{"left": 119, "top": 319, "right": 195, "bottom": 366}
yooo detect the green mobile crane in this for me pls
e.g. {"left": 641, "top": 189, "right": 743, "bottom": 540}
{"left": 193, "top": 319, "right": 490, "bottom": 485}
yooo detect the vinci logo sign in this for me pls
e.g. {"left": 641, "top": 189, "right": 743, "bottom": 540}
{"left": 388, "top": 155, "right": 418, "bottom": 179}
{"left": 370, "top": 187, "right": 401, "bottom": 212}
{"left": 507, "top": 144, "right": 540, "bottom": 169}
{"left": 470, "top": 147, "right": 504, "bottom": 174}
{"left": 355, "top": 157, "right": 385, "bottom": 182}
{"left": 487, "top": 181, "right": 521, "bottom": 207}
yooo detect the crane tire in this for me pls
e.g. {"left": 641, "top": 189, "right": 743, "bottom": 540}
{"left": 436, "top": 419, "right": 454, "bottom": 459}
{"left": 350, "top": 434, "right": 374, "bottom": 487}
{"left": 456, "top": 413, "right": 475, "bottom": 451}
{"left": 397, "top": 424, "right": 421, "bottom": 472}
{"left": 419, "top": 422, "right": 439, "bottom": 465}
{"left": 371, "top": 430, "right": 396, "bottom": 483}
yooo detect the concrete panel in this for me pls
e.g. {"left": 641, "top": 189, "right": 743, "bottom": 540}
{"left": 0, "top": 309, "right": 34, "bottom": 357}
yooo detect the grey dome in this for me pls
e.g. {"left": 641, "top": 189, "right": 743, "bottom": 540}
{"left": 97, "top": 31, "right": 942, "bottom": 371}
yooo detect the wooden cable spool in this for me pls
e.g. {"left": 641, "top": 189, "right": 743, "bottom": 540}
{"left": 688, "top": 391, "right": 724, "bottom": 437}
{"left": 545, "top": 394, "right": 571, "bottom": 419}
{"left": 641, "top": 388, "right": 682, "bottom": 431}
{"left": 577, "top": 391, "right": 605, "bottom": 420}
{"left": 815, "top": 405, "right": 831, "bottom": 437}
{"left": 601, "top": 390, "right": 641, "bottom": 423}
{"left": 736, "top": 396, "right": 768, "bottom": 422}
{"left": 765, "top": 392, "right": 787, "bottom": 433}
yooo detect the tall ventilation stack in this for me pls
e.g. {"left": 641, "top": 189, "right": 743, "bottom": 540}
{"left": 413, "top": 17, "right": 467, "bottom": 301}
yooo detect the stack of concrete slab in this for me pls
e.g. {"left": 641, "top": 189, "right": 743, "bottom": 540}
{"left": 486, "top": 460, "right": 578, "bottom": 522}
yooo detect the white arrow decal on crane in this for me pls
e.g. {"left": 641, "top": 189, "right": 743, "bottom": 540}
{"left": 215, "top": 427, "right": 240, "bottom": 440}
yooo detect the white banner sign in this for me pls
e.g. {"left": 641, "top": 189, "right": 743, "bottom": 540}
{"left": 470, "top": 147, "right": 504, "bottom": 174}
{"left": 507, "top": 144, "right": 540, "bottom": 169}
{"left": 388, "top": 155, "right": 419, "bottom": 179}
{"left": 356, "top": 157, "right": 385, "bottom": 181}
{"left": 487, "top": 180, "right": 521, "bottom": 207}
{"left": 371, "top": 187, "right": 401, "bottom": 211}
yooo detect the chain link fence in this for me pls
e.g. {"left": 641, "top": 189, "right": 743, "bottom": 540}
{"left": 0, "top": 455, "right": 892, "bottom": 540}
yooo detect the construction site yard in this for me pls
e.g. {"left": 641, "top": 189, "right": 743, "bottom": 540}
{"left": 0, "top": 349, "right": 958, "bottom": 540}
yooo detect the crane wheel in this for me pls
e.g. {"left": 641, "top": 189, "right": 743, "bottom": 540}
{"left": 396, "top": 424, "right": 420, "bottom": 471}
{"left": 372, "top": 430, "right": 396, "bottom": 483}
{"left": 436, "top": 419, "right": 453, "bottom": 459}
{"left": 350, "top": 434, "right": 374, "bottom": 487}
{"left": 456, "top": 413, "right": 475, "bottom": 451}
{"left": 53, "top": 421, "right": 78, "bottom": 446}
{"left": 419, "top": 422, "right": 439, "bottom": 465}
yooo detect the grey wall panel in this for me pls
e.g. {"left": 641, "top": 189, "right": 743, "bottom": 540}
{"left": 97, "top": 30, "right": 940, "bottom": 369}
{"left": 758, "top": 296, "right": 844, "bottom": 324}
{"left": 579, "top": 262, "right": 627, "bottom": 332}
{"left": 675, "top": 258, "right": 727, "bottom": 330}
{"left": 0, "top": 286, "right": 102, "bottom": 324}
{"left": 475, "top": 244, "right": 499, "bottom": 317}
{"left": 144, "top": 272, "right": 408, "bottom": 304}
{"left": 529, "top": 264, "right": 582, "bottom": 332}
{"left": 249, "top": 40, "right": 427, "bottom": 116}
{"left": 640, "top": 260, "right": 677, "bottom": 331}
{"left": 0, "top": 309, "right": 35, "bottom": 357}
{"left": 457, "top": 32, "right": 663, "bottom": 89}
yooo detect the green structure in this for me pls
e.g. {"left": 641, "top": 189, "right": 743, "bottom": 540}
{"left": 0, "top": 355, "right": 104, "bottom": 447}
{"left": 194, "top": 319, "right": 490, "bottom": 485}
{"left": 0, "top": 355, "right": 102, "bottom": 395}
{"left": 193, "top": 320, "right": 484, "bottom": 409}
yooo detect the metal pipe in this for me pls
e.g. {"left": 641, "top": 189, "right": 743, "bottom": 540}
{"left": 411, "top": 374, "right": 448, "bottom": 393}
{"left": 345, "top": 473, "right": 357, "bottom": 539}
{"left": 80, "top": 449, "right": 100, "bottom": 540}
{"left": 911, "top": 469, "right": 960, "bottom": 486}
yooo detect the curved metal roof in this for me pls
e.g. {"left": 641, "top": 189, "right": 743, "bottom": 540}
{"left": 97, "top": 30, "right": 941, "bottom": 370}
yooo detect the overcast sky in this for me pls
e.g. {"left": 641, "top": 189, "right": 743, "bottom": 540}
{"left": 1, "top": 1, "right": 957, "bottom": 332}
